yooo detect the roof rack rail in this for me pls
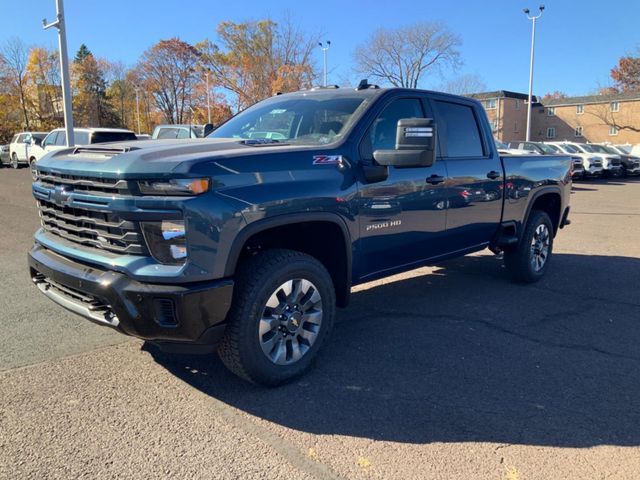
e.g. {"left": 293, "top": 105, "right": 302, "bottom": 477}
{"left": 310, "top": 85, "right": 340, "bottom": 90}
{"left": 356, "top": 79, "right": 380, "bottom": 90}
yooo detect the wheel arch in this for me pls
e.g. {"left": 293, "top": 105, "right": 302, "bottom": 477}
{"left": 523, "top": 188, "right": 563, "bottom": 236}
{"left": 224, "top": 213, "right": 353, "bottom": 307}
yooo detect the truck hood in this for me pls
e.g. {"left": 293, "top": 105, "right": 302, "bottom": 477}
{"left": 35, "top": 138, "right": 307, "bottom": 178}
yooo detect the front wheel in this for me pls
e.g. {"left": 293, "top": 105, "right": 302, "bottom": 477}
{"left": 29, "top": 159, "right": 38, "bottom": 181}
{"left": 218, "top": 249, "right": 335, "bottom": 386}
{"left": 504, "top": 210, "right": 554, "bottom": 283}
{"left": 11, "top": 153, "right": 19, "bottom": 169}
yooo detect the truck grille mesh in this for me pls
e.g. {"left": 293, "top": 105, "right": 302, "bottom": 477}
{"left": 37, "top": 199, "right": 148, "bottom": 255}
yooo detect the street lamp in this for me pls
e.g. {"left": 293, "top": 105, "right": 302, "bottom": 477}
{"left": 134, "top": 87, "right": 141, "bottom": 135}
{"left": 43, "top": 0, "right": 74, "bottom": 147}
{"left": 205, "top": 68, "right": 211, "bottom": 124}
{"left": 318, "top": 41, "right": 331, "bottom": 87}
{"left": 523, "top": 4, "right": 544, "bottom": 141}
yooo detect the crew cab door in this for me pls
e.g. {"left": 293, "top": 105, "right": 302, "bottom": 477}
{"left": 355, "top": 96, "right": 449, "bottom": 281}
{"left": 430, "top": 97, "right": 503, "bottom": 251}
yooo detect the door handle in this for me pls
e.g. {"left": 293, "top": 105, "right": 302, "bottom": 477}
{"left": 426, "top": 174, "right": 445, "bottom": 185}
{"left": 486, "top": 170, "right": 501, "bottom": 180}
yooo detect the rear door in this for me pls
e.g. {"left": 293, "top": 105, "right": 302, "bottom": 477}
{"left": 355, "top": 96, "right": 449, "bottom": 280}
{"left": 430, "top": 97, "right": 503, "bottom": 251}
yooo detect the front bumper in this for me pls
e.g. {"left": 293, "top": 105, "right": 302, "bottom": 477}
{"left": 28, "top": 243, "right": 233, "bottom": 344}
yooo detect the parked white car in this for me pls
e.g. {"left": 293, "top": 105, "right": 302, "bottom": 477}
{"left": 564, "top": 142, "right": 623, "bottom": 177}
{"left": 495, "top": 140, "right": 534, "bottom": 156}
{"left": 31, "top": 127, "right": 138, "bottom": 161}
{"left": 546, "top": 142, "right": 604, "bottom": 177}
{"left": 7, "top": 132, "right": 47, "bottom": 169}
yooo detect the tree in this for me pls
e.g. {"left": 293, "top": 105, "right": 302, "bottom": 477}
{"left": 137, "top": 38, "right": 201, "bottom": 124}
{"left": 71, "top": 44, "right": 118, "bottom": 127}
{"left": 26, "top": 46, "right": 62, "bottom": 129}
{"left": 199, "top": 18, "right": 318, "bottom": 110}
{"left": 353, "top": 22, "right": 461, "bottom": 88}
{"left": 542, "top": 91, "right": 568, "bottom": 100}
{"left": 611, "top": 53, "right": 640, "bottom": 92}
{"left": 1, "top": 37, "right": 32, "bottom": 129}
{"left": 439, "top": 74, "right": 486, "bottom": 95}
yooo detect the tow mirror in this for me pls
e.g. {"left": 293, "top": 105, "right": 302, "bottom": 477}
{"left": 373, "top": 118, "right": 436, "bottom": 168}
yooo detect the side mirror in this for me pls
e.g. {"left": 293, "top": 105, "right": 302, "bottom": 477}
{"left": 373, "top": 118, "right": 436, "bottom": 168}
{"left": 203, "top": 123, "right": 215, "bottom": 136}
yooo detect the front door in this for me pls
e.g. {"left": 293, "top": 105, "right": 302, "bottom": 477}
{"left": 355, "top": 97, "right": 449, "bottom": 281}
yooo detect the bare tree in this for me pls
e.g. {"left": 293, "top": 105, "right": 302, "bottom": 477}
{"left": 2, "top": 37, "right": 31, "bottom": 129}
{"left": 438, "top": 74, "right": 486, "bottom": 95}
{"left": 588, "top": 102, "right": 640, "bottom": 133}
{"left": 354, "top": 22, "right": 461, "bottom": 88}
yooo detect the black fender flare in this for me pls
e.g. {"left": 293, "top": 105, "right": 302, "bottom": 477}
{"left": 222, "top": 212, "right": 353, "bottom": 297}
{"left": 522, "top": 186, "right": 563, "bottom": 236}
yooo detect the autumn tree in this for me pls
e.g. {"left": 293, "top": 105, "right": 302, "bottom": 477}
{"left": 136, "top": 38, "right": 201, "bottom": 124}
{"left": 542, "top": 91, "right": 568, "bottom": 100}
{"left": 611, "top": 53, "right": 640, "bottom": 92}
{"left": 354, "top": 22, "right": 461, "bottom": 88}
{"left": 198, "top": 19, "right": 319, "bottom": 110}
{"left": 26, "top": 47, "right": 62, "bottom": 130}
{"left": 72, "top": 44, "right": 118, "bottom": 127}
{"left": 1, "top": 37, "right": 32, "bottom": 130}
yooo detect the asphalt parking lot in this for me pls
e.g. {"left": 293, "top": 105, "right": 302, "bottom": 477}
{"left": 1, "top": 168, "right": 639, "bottom": 480}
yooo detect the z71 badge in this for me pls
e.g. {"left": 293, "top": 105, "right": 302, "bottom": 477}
{"left": 313, "top": 155, "right": 342, "bottom": 165}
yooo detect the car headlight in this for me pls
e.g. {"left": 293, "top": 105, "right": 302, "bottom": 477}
{"left": 141, "top": 220, "right": 187, "bottom": 265}
{"left": 138, "top": 178, "right": 210, "bottom": 195}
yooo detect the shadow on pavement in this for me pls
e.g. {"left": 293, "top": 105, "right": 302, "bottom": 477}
{"left": 148, "top": 253, "right": 640, "bottom": 447}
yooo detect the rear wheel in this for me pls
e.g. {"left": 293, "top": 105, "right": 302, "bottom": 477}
{"left": 504, "top": 210, "right": 554, "bottom": 283}
{"left": 218, "top": 249, "right": 335, "bottom": 386}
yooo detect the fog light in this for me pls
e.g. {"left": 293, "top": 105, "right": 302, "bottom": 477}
{"left": 141, "top": 220, "right": 187, "bottom": 265}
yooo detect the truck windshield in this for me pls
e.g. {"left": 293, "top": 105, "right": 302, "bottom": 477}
{"left": 209, "top": 94, "right": 372, "bottom": 145}
{"left": 536, "top": 143, "right": 556, "bottom": 154}
{"left": 560, "top": 144, "right": 580, "bottom": 153}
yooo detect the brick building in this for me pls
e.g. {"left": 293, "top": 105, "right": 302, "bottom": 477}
{"left": 470, "top": 90, "right": 640, "bottom": 145}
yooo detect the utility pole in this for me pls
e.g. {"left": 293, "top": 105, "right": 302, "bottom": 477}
{"left": 206, "top": 69, "right": 211, "bottom": 124}
{"left": 523, "top": 5, "right": 544, "bottom": 141}
{"left": 318, "top": 41, "right": 331, "bottom": 87}
{"left": 135, "top": 88, "right": 141, "bottom": 134}
{"left": 43, "top": 0, "right": 74, "bottom": 147}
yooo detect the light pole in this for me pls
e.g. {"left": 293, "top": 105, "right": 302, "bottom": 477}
{"left": 205, "top": 69, "right": 211, "bottom": 124}
{"left": 318, "top": 41, "right": 331, "bottom": 87}
{"left": 135, "top": 87, "right": 141, "bottom": 135}
{"left": 43, "top": 0, "right": 74, "bottom": 147}
{"left": 523, "top": 5, "right": 544, "bottom": 141}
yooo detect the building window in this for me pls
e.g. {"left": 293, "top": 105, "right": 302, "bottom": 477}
{"left": 609, "top": 126, "right": 618, "bottom": 136}
{"left": 575, "top": 126, "right": 583, "bottom": 137}
{"left": 515, "top": 99, "right": 521, "bottom": 110}
{"left": 547, "top": 107, "right": 555, "bottom": 116}
{"left": 489, "top": 120, "right": 498, "bottom": 132}
{"left": 484, "top": 99, "right": 497, "bottom": 110}
{"left": 546, "top": 127, "right": 556, "bottom": 139}
{"left": 611, "top": 101, "right": 620, "bottom": 112}
{"left": 576, "top": 104, "right": 584, "bottom": 114}
{"left": 514, "top": 120, "right": 519, "bottom": 132}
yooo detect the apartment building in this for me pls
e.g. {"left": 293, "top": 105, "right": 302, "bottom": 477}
{"left": 468, "top": 91, "right": 531, "bottom": 143}
{"left": 471, "top": 90, "right": 640, "bottom": 145}
{"left": 532, "top": 91, "right": 640, "bottom": 144}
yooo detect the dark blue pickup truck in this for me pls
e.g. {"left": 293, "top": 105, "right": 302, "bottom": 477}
{"left": 28, "top": 84, "right": 572, "bottom": 385}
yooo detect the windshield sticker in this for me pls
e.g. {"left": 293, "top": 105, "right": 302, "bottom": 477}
{"left": 269, "top": 109, "right": 288, "bottom": 114}
{"left": 313, "top": 155, "right": 342, "bottom": 165}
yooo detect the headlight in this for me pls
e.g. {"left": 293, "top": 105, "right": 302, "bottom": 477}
{"left": 141, "top": 220, "right": 187, "bottom": 265}
{"left": 138, "top": 178, "right": 210, "bottom": 195}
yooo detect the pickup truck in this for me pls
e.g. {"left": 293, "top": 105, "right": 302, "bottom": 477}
{"left": 28, "top": 84, "right": 572, "bottom": 385}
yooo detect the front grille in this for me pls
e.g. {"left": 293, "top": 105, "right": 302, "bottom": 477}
{"left": 610, "top": 159, "right": 621, "bottom": 167}
{"left": 38, "top": 171, "right": 131, "bottom": 196}
{"left": 592, "top": 160, "right": 603, "bottom": 167}
{"left": 38, "top": 199, "right": 148, "bottom": 255}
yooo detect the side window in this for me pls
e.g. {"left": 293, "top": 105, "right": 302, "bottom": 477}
{"left": 176, "top": 128, "right": 190, "bottom": 139}
{"left": 157, "top": 128, "right": 179, "bottom": 139}
{"left": 17, "top": 134, "right": 26, "bottom": 143}
{"left": 43, "top": 132, "right": 58, "bottom": 146}
{"left": 55, "top": 131, "right": 67, "bottom": 146}
{"left": 370, "top": 98, "right": 424, "bottom": 152}
{"left": 76, "top": 131, "right": 90, "bottom": 145}
{"left": 434, "top": 101, "right": 484, "bottom": 158}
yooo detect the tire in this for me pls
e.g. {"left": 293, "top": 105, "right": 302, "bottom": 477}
{"left": 218, "top": 249, "right": 335, "bottom": 386}
{"left": 504, "top": 210, "right": 554, "bottom": 283}
{"left": 11, "top": 153, "right": 19, "bottom": 169}
{"left": 29, "top": 159, "right": 38, "bottom": 181}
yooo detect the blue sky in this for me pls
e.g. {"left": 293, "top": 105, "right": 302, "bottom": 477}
{"left": 3, "top": 0, "right": 639, "bottom": 97}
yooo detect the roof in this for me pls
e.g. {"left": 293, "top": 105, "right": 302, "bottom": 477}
{"left": 50, "top": 127, "right": 134, "bottom": 133}
{"left": 468, "top": 90, "right": 533, "bottom": 101}
{"left": 541, "top": 90, "right": 640, "bottom": 106}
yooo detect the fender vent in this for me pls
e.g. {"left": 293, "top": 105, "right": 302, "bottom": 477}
{"left": 153, "top": 298, "right": 177, "bottom": 327}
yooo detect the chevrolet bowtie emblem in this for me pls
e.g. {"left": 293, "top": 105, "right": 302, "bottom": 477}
{"left": 51, "top": 185, "right": 72, "bottom": 206}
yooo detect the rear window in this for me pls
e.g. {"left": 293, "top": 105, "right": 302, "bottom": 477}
{"left": 156, "top": 127, "right": 189, "bottom": 139}
{"left": 434, "top": 101, "right": 484, "bottom": 158}
{"left": 90, "top": 131, "right": 137, "bottom": 144}
{"left": 75, "top": 131, "right": 90, "bottom": 145}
